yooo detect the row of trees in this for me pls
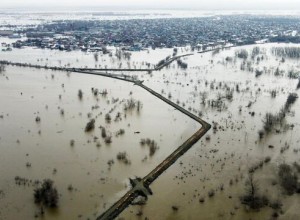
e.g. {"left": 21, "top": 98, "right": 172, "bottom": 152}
{"left": 272, "top": 47, "right": 300, "bottom": 59}
{"left": 0, "top": 64, "right": 5, "bottom": 73}
{"left": 262, "top": 93, "right": 298, "bottom": 134}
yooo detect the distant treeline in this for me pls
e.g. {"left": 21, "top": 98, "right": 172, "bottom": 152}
{"left": 272, "top": 46, "right": 300, "bottom": 59}
{"left": 269, "top": 36, "right": 300, "bottom": 43}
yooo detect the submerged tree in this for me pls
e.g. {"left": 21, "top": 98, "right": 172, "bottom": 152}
{"left": 285, "top": 93, "right": 298, "bottom": 109}
{"left": 278, "top": 164, "right": 299, "bottom": 195}
{"left": 78, "top": 89, "right": 83, "bottom": 100}
{"left": 93, "top": 53, "right": 99, "bottom": 62}
{"left": 85, "top": 119, "right": 95, "bottom": 132}
{"left": 0, "top": 64, "right": 6, "bottom": 73}
{"left": 177, "top": 59, "right": 188, "bottom": 69}
{"left": 34, "top": 179, "right": 59, "bottom": 208}
{"left": 287, "top": 69, "right": 299, "bottom": 79}
{"left": 240, "top": 174, "right": 268, "bottom": 210}
{"left": 236, "top": 49, "right": 249, "bottom": 59}
{"left": 251, "top": 46, "right": 261, "bottom": 58}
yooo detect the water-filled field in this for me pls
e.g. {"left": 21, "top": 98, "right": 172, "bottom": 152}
{"left": 1, "top": 43, "right": 300, "bottom": 219}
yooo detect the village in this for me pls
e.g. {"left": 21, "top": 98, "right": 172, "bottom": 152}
{"left": 1, "top": 15, "right": 300, "bottom": 52}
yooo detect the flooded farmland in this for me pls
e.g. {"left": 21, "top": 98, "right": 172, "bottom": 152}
{"left": 1, "top": 43, "right": 300, "bottom": 220}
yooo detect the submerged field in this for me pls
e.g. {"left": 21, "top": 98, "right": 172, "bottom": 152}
{"left": 0, "top": 65, "right": 197, "bottom": 219}
{"left": 0, "top": 43, "right": 300, "bottom": 220}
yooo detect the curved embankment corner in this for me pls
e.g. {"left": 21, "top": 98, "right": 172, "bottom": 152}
{"left": 96, "top": 79, "right": 210, "bottom": 220}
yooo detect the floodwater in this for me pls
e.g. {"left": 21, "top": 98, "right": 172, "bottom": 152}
{"left": 1, "top": 43, "right": 300, "bottom": 220}
{"left": 121, "top": 43, "right": 300, "bottom": 219}
{"left": 0, "top": 65, "right": 198, "bottom": 219}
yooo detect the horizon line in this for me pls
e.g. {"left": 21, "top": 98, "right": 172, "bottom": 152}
{"left": 1, "top": 6, "right": 300, "bottom": 11}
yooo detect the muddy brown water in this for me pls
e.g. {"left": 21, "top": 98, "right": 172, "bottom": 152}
{"left": 1, "top": 43, "right": 300, "bottom": 219}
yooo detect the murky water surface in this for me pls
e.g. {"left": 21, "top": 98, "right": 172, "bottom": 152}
{"left": 0, "top": 43, "right": 300, "bottom": 219}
